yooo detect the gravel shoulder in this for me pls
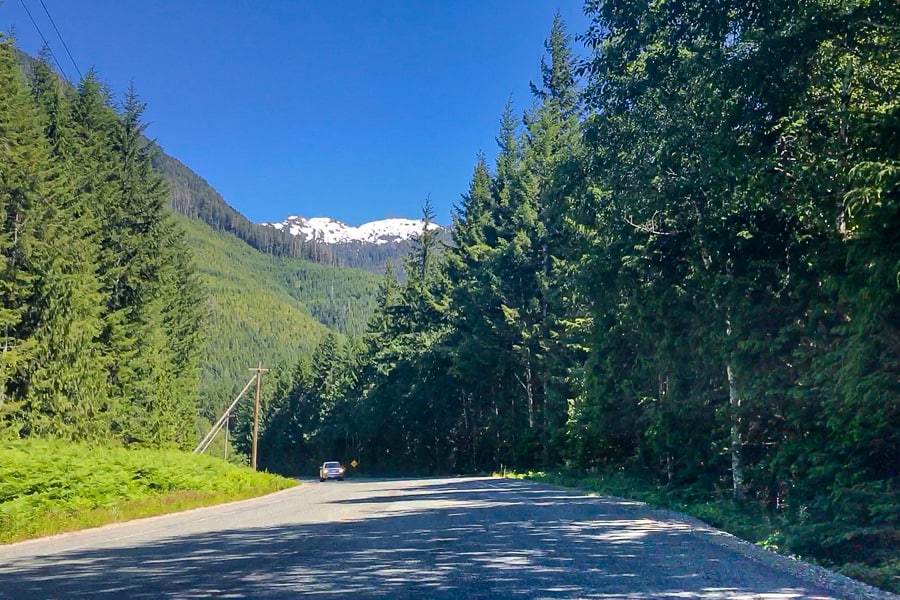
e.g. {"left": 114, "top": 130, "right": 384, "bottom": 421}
{"left": 612, "top": 496, "right": 899, "bottom": 600}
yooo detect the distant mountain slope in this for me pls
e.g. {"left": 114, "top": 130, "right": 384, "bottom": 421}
{"left": 10, "top": 49, "right": 380, "bottom": 420}
{"left": 152, "top": 150, "right": 340, "bottom": 266}
{"left": 152, "top": 150, "right": 437, "bottom": 275}
{"left": 179, "top": 216, "right": 380, "bottom": 418}
{"left": 13, "top": 50, "right": 340, "bottom": 267}
{"left": 263, "top": 215, "right": 453, "bottom": 275}
{"left": 16, "top": 49, "right": 415, "bottom": 275}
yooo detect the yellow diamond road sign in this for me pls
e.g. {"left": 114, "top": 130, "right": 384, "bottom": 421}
{"left": 350, "top": 460, "right": 358, "bottom": 468}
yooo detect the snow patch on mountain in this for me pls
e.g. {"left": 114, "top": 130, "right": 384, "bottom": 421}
{"left": 262, "top": 216, "right": 440, "bottom": 245}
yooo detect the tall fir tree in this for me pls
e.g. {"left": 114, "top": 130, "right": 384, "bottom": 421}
{"left": 0, "top": 35, "right": 44, "bottom": 437}
{"left": 20, "top": 53, "right": 110, "bottom": 441}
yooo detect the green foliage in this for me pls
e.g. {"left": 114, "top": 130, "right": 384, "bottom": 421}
{"left": 0, "top": 37, "right": 203, "bottom": 447}
{"left": 8, "top": 3, "right": 884, "bottom": 588}
{"left": 21, "top": 57, "right": 110, "bottom": 444}
{"left": 837, "top": 561, "right": 900, "bottom": 595}
{"left": 180, "top": 216, "right": 379, "bottom": 421}
{"left": 3, "top": 39, "right": 384, "bottom": 480}
{"left": 248, "top": 333, "right": 361, "bottom": 476}
{"left": 566, "top": 1, "right": 898, "bottom": 585}
{"left": 250, "top": 3, "right": 898, "bottom": 592}
{"left": 0, "top": 438, "right": 295, "bottom": 543}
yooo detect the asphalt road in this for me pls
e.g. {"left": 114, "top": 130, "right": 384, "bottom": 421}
{"left": 0, "top": 477, "right": 890, "bottom": 599}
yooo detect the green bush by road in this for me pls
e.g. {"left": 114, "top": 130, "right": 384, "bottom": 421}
{"left": 0, "top": 439, "right": 297, "bottom": 544}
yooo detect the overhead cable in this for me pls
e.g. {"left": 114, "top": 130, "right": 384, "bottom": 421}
{"left": 38, "top": 0, "right": 81, "bottom": 79}
{"left": 16, "top": 0, "right": 70, "bottom": 81}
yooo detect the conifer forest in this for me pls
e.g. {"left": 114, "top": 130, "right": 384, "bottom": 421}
{"left": 0, "top": 39, "right": 204, "bottom": 447}
{"left": 1, "top": 0, "right": 897, "bottom": 587}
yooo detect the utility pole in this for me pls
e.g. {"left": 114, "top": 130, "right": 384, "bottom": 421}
{"left": 224, "top": 413, "right": 229, "bottom": 462}
{"left": 250, "top": 363, "right": 269, "bottom": 470}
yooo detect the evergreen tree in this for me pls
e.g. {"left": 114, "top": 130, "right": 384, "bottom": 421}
{"left": 522, "top": 13, "right": 585, "bottom": 465}
{"left": 446, "top": 154, "right": 507, "bottom": 470}
{"left": 19, "top": 53, "right": 110, "bottom": 441}
{"left": 0, "top": 35, "right": 44, "bottom": 437}
{"left": 101, "top": 85, "right": 202, "bottom": 447}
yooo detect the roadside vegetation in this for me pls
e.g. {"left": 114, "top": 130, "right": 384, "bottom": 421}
{"left": 244, "top": 6, "right": 897, "bottom": 595}
{"left": 503, "top": 470, "right": 898, "bottom": 594}
{"left": 1, "top": 2, "right": 895, "bottom": 595}
{"left": 0, "top": 439, "right": 296, "bottom": 544}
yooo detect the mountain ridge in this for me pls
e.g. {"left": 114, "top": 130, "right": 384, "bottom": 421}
{"left": 149, "top": 147, "right": 436, "bottom": 274}
{"left": 262, "top": 215, "right": 442, "bottom": 245}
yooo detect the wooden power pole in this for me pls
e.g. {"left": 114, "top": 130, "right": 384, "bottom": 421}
{"left": 250, "top": 362, "right": 269, "bottom": 470}
{"left": 224, "top": 413, "right": 229, "bottom": 462}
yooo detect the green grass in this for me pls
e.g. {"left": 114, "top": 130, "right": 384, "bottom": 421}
{"left": 0, "top": 438, "right": 297, "bottom": 544}
{"left": 501, "top": 470, "right": 898, "bottom": 594}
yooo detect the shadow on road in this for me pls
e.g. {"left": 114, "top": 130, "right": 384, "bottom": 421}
{"left": 0, "top": 478, "right": 833, "bottom": 599}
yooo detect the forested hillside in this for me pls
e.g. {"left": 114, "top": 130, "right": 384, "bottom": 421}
{"left": 2, "top": 1, "right": 897, "bottom": 588}
{"left": 294, "top": 235, "right": 447, "bottom": 276}
{"left": 256, "top": 2, "right": 899, "bottom": 588}
{"left": 21, "top": 49, "right": 405, "bottom": 275}
{"left": 151, "top": 150, "right": 340, "bottom": 266}
{"left": 181, "top": 215, "right": 379, "bottom": 419}
{"left": 154, "top": 148, "right": 436, "bottom": 275}
{"left": 0, "top": 36, "right": 382, "bottom": 447}
{"left": 0, "top": 37, "right": 203, "bottom": 448}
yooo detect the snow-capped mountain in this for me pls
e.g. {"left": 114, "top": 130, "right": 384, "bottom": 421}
{"left": 262, "top": 216, "right": 441, "bottom": 245}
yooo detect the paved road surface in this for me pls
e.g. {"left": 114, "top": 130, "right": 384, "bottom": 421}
{"left": 0, "top": 477, "right": 890, "bottom": 599}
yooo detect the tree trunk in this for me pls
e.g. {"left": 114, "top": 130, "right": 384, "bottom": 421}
{"left": 541, "top": 238, "right": 551, "bottom": 466}
{"left": 525, "top": 359, "right": 535, "bottom": 428}
{"left": 542, "top": 378, "right": 551, "bottom": 467}
{"left": 659, "top": 371, "right": 673, "bottom": 484}
{"left": 726, "top": 361, "right": 744, "bottom": 501}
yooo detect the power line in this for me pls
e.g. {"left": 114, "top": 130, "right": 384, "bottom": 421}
{"left": 16, "top": 0, "right": 70, "bottom": 81}
{"left": 38, "top": 0, "right": 81, "bottom": 79}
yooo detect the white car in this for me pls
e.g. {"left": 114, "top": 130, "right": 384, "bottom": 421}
{"left": 319, "top": 461, "right": 344, "bottom": 481}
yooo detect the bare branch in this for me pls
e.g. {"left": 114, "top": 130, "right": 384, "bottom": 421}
{"left": 623, "top": 211, "right": 675, "bottom": 236}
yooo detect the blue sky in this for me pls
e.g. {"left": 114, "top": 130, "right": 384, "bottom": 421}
{"left": 2, "top": 1, "right": 589, "bottom": 226}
